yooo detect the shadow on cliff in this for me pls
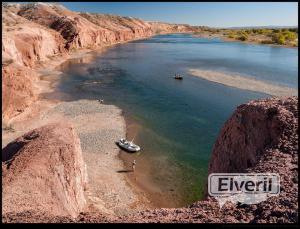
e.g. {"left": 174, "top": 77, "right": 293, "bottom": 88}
{"left": 2, "top": 131, "right": 39, "bottom": 163}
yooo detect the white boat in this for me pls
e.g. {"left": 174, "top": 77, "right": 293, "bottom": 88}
{"left": 117, "top": 138, "right": 141, "bottom": 152}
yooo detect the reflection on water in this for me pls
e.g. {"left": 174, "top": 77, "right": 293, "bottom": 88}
{"left": 58, "top": 53, "right": 98, "bottom": 72}
{"left": 48, "top": 33, "right": 298, "bottom": 207}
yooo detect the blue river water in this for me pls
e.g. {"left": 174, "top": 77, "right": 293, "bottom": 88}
{"left": 51, "top": 33, "right": 298, "bottom": 207}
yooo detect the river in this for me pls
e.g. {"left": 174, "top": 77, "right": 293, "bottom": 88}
{"left": 46, "top": 33, "right": 298, "bottom": 207}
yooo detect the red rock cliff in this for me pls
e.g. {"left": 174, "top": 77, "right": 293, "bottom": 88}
{"left": 208, "top": 96, "right": 298, "bottom": 174}
{"left": 2, "top": 122, "right": 88, "bottom": 218}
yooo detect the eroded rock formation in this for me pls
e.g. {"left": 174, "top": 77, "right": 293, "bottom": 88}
{"left": 2, "top": 122, "right": 88, "bottom": 218}
{"left": 2, "top": 64, "right": 38, "bottom": 122}
{"left": 208, "top": 96, "right": 298, "bottom": 173}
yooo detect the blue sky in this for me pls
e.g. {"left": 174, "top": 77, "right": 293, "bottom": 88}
{"left": 58, "top": 2, "right": 298, "bottom": 27}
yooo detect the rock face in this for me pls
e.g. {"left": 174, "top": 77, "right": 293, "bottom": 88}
{"left": 209, "top": 96, "right": 298, "bottom": 173}
{"left": 2, "top": 64, "right": 38, "bottom": 123}
{"left": 2, "top": 122, "right": 88, "bottom": 218}
{"left": 149, "top": 21, "right": 197, "bottom": 34}
{"left": 2, "top": 97, "right": 298, "bottom": 223}
{"left": 2, "top": 3, "right": 66, "bottom": 68}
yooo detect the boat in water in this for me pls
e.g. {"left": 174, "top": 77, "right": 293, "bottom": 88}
{"left": 174, "top": 73, "right": 183, "bottom": 80}
{"left": 117, "top": 138, "right": 141, "bottom": 152}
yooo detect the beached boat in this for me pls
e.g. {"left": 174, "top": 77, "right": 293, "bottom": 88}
{"left": 117, "top": 138, "right": 141, "bottom": 152}
{"left": 174, "top": 74, "right": 183, "bottom": 80}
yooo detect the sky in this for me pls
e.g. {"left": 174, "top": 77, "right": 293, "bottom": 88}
{"left": 57, "top": 2, "right": 298, "bottom": 28}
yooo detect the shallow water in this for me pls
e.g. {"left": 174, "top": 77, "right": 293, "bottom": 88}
{"left": 49, "top": 33, "right": 298, "bottom": 207}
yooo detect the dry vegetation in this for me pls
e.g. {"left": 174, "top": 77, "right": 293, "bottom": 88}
{"left": 194, "top": 27, "right": 298, "bottom": 47}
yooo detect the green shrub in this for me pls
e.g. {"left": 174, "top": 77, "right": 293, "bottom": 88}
{"left": 272, "top": 33, "right": 286, "bottom": 45}
{"left": 244, "top": 30, "right": 251, "bottom": 34}
{"left": 277, "top": 36, "right": 286, "bottom": 45}
{"left": 227, "top": 30, "right": 236, "bottom": 39}
{"left": 236, "top": 31, "right": 248, "bottom": 41}
{"left": 238, "top": 34, "right": 248, "bottom": 41}
{"left": 283, "top": 31, "right": 297, "bottom": 41}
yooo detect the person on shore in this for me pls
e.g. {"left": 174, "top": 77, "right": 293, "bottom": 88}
{"left": 132, "top": 160, "right": 136, "bottom": 172}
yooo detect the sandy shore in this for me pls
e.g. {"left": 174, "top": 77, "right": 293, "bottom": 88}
{"left": 118, "top": 116, "right": 185, "bottom": 209}
{"left": 188, "top": 69, "right": 298, "bottom": 97}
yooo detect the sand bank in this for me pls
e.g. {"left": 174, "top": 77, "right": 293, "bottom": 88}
{"left": 188, "top": 69, "right": 298, "bottom": 97}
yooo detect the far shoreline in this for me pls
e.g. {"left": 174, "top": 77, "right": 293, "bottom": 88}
{"left": 192, "top": 33, "right": 298, "bottom": 49}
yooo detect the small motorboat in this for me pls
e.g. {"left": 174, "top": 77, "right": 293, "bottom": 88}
{"left": 117, "top": 138, "right": 141, "bottom": 152}
{"left": 174, "top": 74, "right": 183, "bottom": 80}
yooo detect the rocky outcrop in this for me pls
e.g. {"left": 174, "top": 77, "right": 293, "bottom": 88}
{"left": 2, "top": 122, "right": 88, "bottom": 218}
{"left": 2, "top": 64, "right": 38, "bottom": 123}
{"left": 79, "top": 13, "right": 154, "bottom": 46}
{"left": 208, "top": 96, "right": 298, "bottom": 174}
{"left": 18, "top": 3, "right": 111, "bottom": 50}
{"left": 149, "top": 21, "right": 197, "bottom": 34}
{"left": 2, "top": 4, "right": 66, "bottom": 68}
